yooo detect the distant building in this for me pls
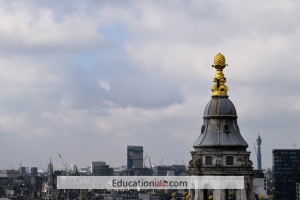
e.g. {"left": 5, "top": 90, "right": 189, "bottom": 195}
{"left": 0, "top": 170, "right": 20, "bottom": 178}
{"left": 42, "top": 159, "right": 57, "bottom": 200}
{"left": 31, "top": 167, "right": 38, "bottom": 176}
{"left": 264, "top": 168, "right": 274, "bottom": 195}
{"left": 20, "top": 167, "right": 27, "bottom": 176}
{"left": 153, "top": 165, "right": 186, "bottom": 176}
{"left": 273, "top": 149, "right": 300, "bottom": 200}
{"left": 91, "top": 161, "right": 106, "bottom": 174}
{"left": 153, "top": 165, "right": 172, "bottom": 176}
{"left": 90, "top": 161, "right": 113, "bottom": 176}
{"left": 119, "top": 167, "right": 153, "bottom": 176}
{"left": 69, "top": 164, "right": 78, "bottom": 172}
{"left": 93, "top": 165, "right": 113, "bottom": 176}
{"left": 127, "top": 145, "right": 143, "bottom": 169}
{"left": 253, "top": 170, "right": 268, "bottom": 199}
{"left": 171, "top": 165, "right": 186, "bottom": 175}
{"left": 30, "top": 175, "right": 44, "bottom": 199}
{"left": 79, "top": 166, "right": 90, "bottom": 174}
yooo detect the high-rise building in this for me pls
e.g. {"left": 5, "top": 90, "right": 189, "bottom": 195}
{"left": 91, "top": 161, "right": 113, "bottom": 176}
{"left": 92, "top": 165, "right": 113, "bottom": 176}
{"left": 20, "top": 166, "right": 27, "bottom": 176}
{"left": 188, "top": 53, "right": 254, "bottom": 200}
{"left": 91, "top": 161, "right": 106, "bottom": 174}
{"left": 31, "top": 167, "right": 38, "bottom": 176}
{"left": 127, "top": 145, "right": 143, "bottom": 169}
{"left": 273, "top": 149, "right": 300, "bottom": 200}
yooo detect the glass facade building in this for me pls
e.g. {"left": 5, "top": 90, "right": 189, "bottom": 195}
{"left": 127, "top": 145, "right": 143, "bottom": 169}
{"left": 273, "top": 149, "right": 300, "bottom": 200}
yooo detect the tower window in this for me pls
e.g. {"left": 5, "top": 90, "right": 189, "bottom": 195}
{"left": 201, "top": 125, "right": 206, "bottom": 133}
{"left": 226, "top": 156, "right": 234, "bottom": 165}
{"left": 205, "top": 156, "right": 213, "bottom": 165}
{"left": 224, "top": 124, "right": 230, "bottom": 133}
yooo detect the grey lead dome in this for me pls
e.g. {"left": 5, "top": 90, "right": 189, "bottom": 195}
{"left": 204, "top": 96, "right": 237, "bottom": 117}
{"left": 193, "top": 96, "right": 248, "bottom": 148}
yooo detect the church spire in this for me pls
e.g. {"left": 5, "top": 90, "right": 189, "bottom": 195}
{"left": 48, "top": 158, "right": 53, "bottom": 175}
{"left": 211, "top": 53, "right": 228, "bottom": 97}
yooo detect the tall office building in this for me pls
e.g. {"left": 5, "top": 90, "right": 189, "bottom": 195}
{"left": 188, "top": 54, "right": 254, "bottom": 200}
{"left": 93, "top": 165, "right": 113, "bottom": 176}
{"left": 127, "top": 145, "right": 143, "bottom": 169}
{"left": 91, "top": 161, "right": 113, "bottom": 176}
{"left": 91, "top": 161, "right": 106, "bottom": 174}
{"left": 31, "top": 167, "right": 38, "bottom": 176}
{"left": 273, "top": 149, "right": 300, "bottom": 200}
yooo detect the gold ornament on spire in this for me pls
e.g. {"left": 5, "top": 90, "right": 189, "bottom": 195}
{"left": 211, "top": 53, "right": 228, "bottom": 96}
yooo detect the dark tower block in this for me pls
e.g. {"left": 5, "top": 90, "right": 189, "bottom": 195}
{"left": 188, "top": 53, "right": 254, "bottom": 200}
{"left": 127, "top": 145, "right": 143, "bottom": 169}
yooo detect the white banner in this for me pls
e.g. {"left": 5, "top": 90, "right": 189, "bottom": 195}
{"left": 57, "top": 176, "right": 244, "bottom": 190}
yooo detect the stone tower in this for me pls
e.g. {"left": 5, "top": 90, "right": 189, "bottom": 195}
{"left": 188, "top": 53, "right": 254, "bottom": 200}
{"left": 43, "top": 158, "right": 57, "bottom": 200}
{"left": 256, "top": 134, "right": 262, "bottom": 171}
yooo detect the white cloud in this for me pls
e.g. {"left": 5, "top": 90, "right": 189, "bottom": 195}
{"left": 0, "top": 2, "right": 106, "bottom": 55}
{"left": 1, "top": 0, "right": 300, "bottom": 169}
{"left": 99, "top": 80, "right": 111, "bottom": 91}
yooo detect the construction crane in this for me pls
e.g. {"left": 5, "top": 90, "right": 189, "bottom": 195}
{"left": 148, "top": 156, "right": 153, "bottom": 170}
{"left": 9, "top": 164, "right": 14, "bottom": 170}
{"left": 143, "top": 153, "right": 148, "bottom": 168}
{"left": 160, "top": 157, "right": 164, "bottom": 165}
{"left": 253, "top": 143, "right": 258, "bottom": 157}
{"left": 57, "top": 152, "right": 71, "bottom": 173}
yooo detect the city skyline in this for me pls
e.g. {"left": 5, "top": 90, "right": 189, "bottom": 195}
{"left": 1, "top": 1, "right": 300, "bottom": 170}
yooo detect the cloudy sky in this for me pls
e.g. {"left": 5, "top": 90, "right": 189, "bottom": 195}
{"left": 0, "top": 0, "right": 300, "bottom": 170}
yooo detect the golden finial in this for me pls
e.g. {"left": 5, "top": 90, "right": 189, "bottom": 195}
{"left": 211, "top": 53, "right": 228, "bottom": 96}
{"left": 214, "top": 53, "right": 226, "bottom": 67}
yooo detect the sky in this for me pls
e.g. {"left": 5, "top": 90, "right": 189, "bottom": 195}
{"left": 0, "top": 0, "right": 300, "bottom": 170}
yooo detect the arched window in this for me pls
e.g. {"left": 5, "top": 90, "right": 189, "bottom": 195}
{"left": 205, "top": 156, "right": 212, "bottom": 165}
{"left": 226, "top": 156, "right": 234, "bottom": 165}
